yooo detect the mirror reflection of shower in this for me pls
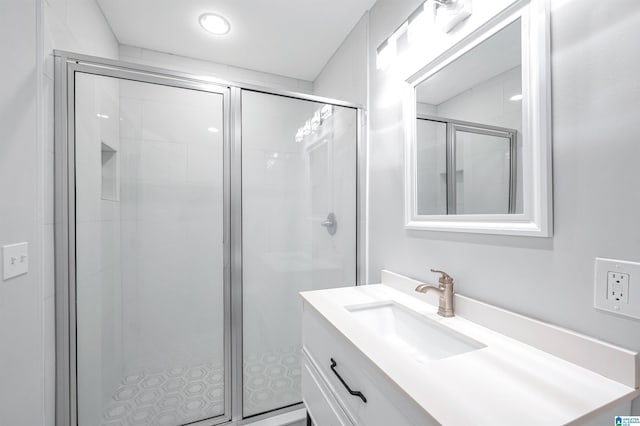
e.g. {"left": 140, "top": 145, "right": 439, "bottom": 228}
{"left": 414, "top": 18, "right": 524, "bottom": 216}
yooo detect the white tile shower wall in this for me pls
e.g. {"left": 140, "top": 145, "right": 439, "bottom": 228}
{"left": 118, "top": 80, "right": 226, "bottom": 375}
{"left": 241, "top": 92, "right": 356, "bottom": 360}
{"left": 241, "top": 91, "right": 357, "bottom": 416}
{"left": 365, "top": 0, "right": 640, "bottom": 415}
{"left": 242, "top": 92, "right": 316, "bottom": 357}
{"left": 119, "top": 45, "right": 314, "bottom": 94}
{"left": 318, "top": 106, "right": 358, "bottom": 288}
{"left": 74, "top": 73, "right": 123, "bottom": 423}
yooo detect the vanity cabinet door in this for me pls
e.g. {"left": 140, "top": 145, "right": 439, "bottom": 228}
{"left": 302, "top": 305, "right": 438, "bottom": 426}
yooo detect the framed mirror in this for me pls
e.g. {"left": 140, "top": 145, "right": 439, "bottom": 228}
{"left": 404, "top": 0, "right": 552, "bottom": 236}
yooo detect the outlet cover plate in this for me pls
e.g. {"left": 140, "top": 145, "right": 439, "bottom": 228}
{"left": 594, "top": 257, "right": 640, "bottom": 320}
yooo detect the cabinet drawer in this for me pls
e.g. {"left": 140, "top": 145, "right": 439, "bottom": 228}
{"left": 303, "top": 355, "right": 354, "bottom": 426}
{"left": 302, "top": 303, "right": 437, "bottom": 426}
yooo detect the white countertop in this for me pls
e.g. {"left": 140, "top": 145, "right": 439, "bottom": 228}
{"left": 300, "top": 281, "right": 639, "bottom": 425}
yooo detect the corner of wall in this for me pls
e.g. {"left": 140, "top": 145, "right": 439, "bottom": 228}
{"left": 312, "top": 11, "right": 370, "bottom": 105}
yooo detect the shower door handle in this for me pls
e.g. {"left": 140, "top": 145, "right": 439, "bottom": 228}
{"left": 320, "top": 212, "right": 337, "bottom": 236}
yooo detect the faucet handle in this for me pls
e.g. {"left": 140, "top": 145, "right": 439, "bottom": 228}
{"left": 430, "top": 269, "right": 453, "bottom": 285}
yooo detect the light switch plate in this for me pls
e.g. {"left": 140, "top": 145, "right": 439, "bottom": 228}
{"left": 3, "top": 242, "right": 29, "bottom": 280}
{"left": 594, "top": 257, "right": 640, "bottom": 320}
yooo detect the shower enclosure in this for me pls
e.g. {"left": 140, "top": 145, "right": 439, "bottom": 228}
{"left": 55, "top": 52, "right": 361, "bottom": 426}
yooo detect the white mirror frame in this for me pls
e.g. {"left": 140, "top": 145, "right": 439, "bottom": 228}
{"left": 404, "top": 0, "right": 552, "bottom": 237}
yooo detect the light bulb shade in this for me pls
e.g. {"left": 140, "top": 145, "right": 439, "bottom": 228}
{"left": 320, "top": 105, "right": 333, "bottom": 120}
{"left": 199, "top": 13, "right": 231, "bottom": 35}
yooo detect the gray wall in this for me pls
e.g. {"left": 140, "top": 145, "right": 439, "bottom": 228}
{"left": 0, "top": 0, "right": 118, "bottom": 424}
{"left": 314, "top": 13, "right": 369, "bottom": 105}
{"left": 365, "top": 0, "right": 640, "bottom": 414}
{"left": 0, "top": 1, "right": 43, "bottom": 424}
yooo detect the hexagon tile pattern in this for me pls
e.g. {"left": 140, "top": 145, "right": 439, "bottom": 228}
{"left": 100, "top": 347, "right": 301, "bottom": 425}
{"left": 243, "top": 345, "right": 301, "bottom": 417}
{"left": 100, "top": 361, "right": 224, "bottom": 426}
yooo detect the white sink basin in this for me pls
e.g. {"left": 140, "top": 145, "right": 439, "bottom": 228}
{"left": 346, "top": 301, "right": 485, "bottom": 363}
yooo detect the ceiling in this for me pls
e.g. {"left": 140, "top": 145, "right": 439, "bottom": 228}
{"left": 96, "top": 0, "right": 377, "bottom": 82}
{"left": 417, "top": 19, "right": 521, "bottom": 105}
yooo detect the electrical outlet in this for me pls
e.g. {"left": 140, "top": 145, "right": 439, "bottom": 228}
{"left": 594, "top": 257, "right": 640, "bottom": 319}
{"left": 607, "top": 271, "right": 629, "bottom": 304}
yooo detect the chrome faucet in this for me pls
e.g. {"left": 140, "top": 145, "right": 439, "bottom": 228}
{"left": 415, "top": 269, "right": 455, "bottom": 317}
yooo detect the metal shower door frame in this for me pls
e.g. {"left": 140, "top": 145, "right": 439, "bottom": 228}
{"left": 54, "top": 51, "right": 365, "bottom": 426}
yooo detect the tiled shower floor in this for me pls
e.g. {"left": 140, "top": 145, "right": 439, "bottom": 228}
{"left": 243, "top": 346, "right": 302, "bottom": 417}
{"left": 100, "top": 347, "right": 301, "bottom": 426}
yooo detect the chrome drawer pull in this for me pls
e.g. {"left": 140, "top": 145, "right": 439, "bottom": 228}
{"left": 330, "top": 358, "right": 367, "bottom": 403}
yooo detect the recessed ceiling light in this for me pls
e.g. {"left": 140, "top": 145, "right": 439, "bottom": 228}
{"left": 199, "top": 13, "right": 231, "bottom": 36}
{"left": 207, "top": 127, "right": 219, "bottom": 133}
{"left": 510, "top": 94, "right": 523, "bottom": 101}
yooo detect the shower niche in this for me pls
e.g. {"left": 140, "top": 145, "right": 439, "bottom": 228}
{"left": 100, "top": 142, "right": 118, "bottom": 201}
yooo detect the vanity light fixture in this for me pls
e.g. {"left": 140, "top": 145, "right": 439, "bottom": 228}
{"left": 510, "top": 94, "right": 524, "bottom": 101}
{"left": 376, "top": 37, "right": 397, "bottom": 70}
{"left": 199, "top": 13, "right": 231, "bottom": 35}
{"left": 407, "top": 3, "right": 433, "bottom": 44}
{"left": 434, "top": 0, "right": 472, "bottom": 33}
{"left": 376, "top": 0, "right": 472, "bottom": 70}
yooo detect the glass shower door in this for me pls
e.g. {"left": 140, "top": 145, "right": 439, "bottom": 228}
{"left": 74, "top": 72, "right": 229, "bottom": 426}
{"left": 241, "top": 90, "right": 358, "bottom": 417}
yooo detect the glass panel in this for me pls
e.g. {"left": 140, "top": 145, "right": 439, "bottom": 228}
{"left": 416, "top": 119, "right": 447, "bottom": 215}
{"left": 455, "top": 130, "right": 511, "bottom": 214}
{"left": 241, "top": 90, "right": 357, "bottom": 417}
{"left": 75, "top": 73, "right": 227, "bottom": 426}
